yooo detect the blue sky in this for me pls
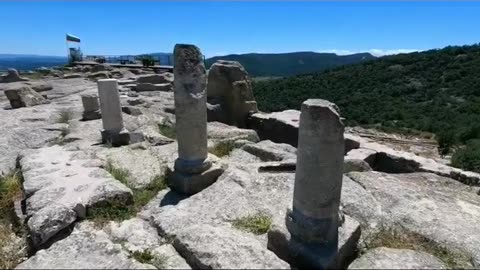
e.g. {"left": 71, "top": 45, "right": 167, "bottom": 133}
{"left": 1, "top": 1, "right": 480, "bottom": 57}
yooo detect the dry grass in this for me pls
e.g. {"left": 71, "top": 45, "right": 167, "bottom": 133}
{"left": 364, "top": 227, "right": 473, "bottom": 269}
{"left": 0, "top": 171, "right": 26, "bottom": 268}
{"left": 232, "top": 213, "right": 272, "bottom": 235}
{"left": 88, "top": 162, "right": 167, "bottom": 226}
{"left": 209, "top": 141, "right": 236, "bottom": 157}
{"left": 55, "top": 109, "right": 75, "bottom": 124}
{"left": 0, "top": 222, "right": 24, "bottom": 269}
{"left": 0, "top": 171, "right": 23, "bottom": 218}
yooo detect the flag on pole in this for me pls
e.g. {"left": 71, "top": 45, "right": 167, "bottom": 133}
{"left": 66, "top": 34, "right": 81, "bottom": 43}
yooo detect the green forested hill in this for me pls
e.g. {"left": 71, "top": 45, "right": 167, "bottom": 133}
{"left": 253, "top": 44, "right": 480, "bottom": 171}
{"left": 205, "top": 52, "right": 376, "bottom": 77}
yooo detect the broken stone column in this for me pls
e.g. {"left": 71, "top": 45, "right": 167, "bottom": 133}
{"left": 286, "top": 99, "right": 345, "bottom": 268}
{"left": 81, "top": 94, "right": 101, "bottom": 121}
{"left": 167, "top": 44, "right": 224, "bottom": 195}
{"left": 97, "top": 79, "right": 130, "bottom": 146}
{"left": 206, "top": 60, "right": 258, "bottom": 127}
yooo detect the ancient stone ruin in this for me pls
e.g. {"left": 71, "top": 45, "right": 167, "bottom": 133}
{"left": 207, "top": 60, "right": 258, "bottom": 127}
{"left": 0, "top": 68, "right": 29, "bottom": 83}
{"left": 81, "top": 93, "right": 101, "bottom": 121}
{"left": 167, "top": 44, "right": 224, "bottom": 195}
{"left": 286, "top": 99, "right": 345, "bottom": 268}
{"left": 97, "top": 79, "right": 130, "bottom": 146}
{"left": 1, "top": 43, "right": 480, "bottom": 270}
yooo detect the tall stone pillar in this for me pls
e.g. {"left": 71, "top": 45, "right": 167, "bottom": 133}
{"left": 286, "top": 99, "right": 345, "bottom": 268}
{"left": 167, "top": 44, "right": 224, "bottom": 195}
{"left": 97, "top": 79, "right": 130, "bottom": 146}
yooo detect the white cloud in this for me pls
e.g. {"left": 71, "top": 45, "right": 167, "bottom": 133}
{"left": 318, "top": 48, "right": 420, "bottom": 57}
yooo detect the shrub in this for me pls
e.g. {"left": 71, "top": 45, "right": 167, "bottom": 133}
{"left": 451, "top": 139, "right": 480, "bottom": 173}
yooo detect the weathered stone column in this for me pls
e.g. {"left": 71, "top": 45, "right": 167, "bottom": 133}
{"left": 286, "top": 99, "right": 345, "bottom": 268}
{"left": 97, "top": 79, "right": 130, "bottom": 146}
{"left": 167, "top": 44, "right": 224, "bottom": 195}
{"left": 81, "top": 94, "right": 101, "bottom": 121}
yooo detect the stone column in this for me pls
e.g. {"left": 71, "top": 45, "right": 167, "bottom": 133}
{"left": 97, "top": 79, "right": 130, "bottom": 146}
{"left": 81, "top": 94, "right": 101, "bottom": 121}
{"left": 167, "top": 44, "right": 224, "bottom": 195}
{"left": 286, "top": 99, "right": 345, "bottom": 268}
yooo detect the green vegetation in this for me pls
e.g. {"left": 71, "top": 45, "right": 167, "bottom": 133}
{"left": 88, "top": 161, "right": 167, "bottom": 225}
{"left": 253, "top": 43, "right": 480, "bottom": 171}
{"left": 104, "top": 160, "right": 130, "bottom": 184}
{"left": 0, "top": 171, "right": 23, "bottom": 219}
{"left": 205, "top": 52, "right": 375, "bottom": 77}
{"left": 55, "top": 109, "right": 75, "bottom": 124}
{"left": 451, "top": 140, "right": 480, "bottom": 173}
{"left": 158, "top": 123, "right": 176, "bottom": 139}
{"left": 136, "top": 55, "right": 155, "bottom": 67}
{"left": 21, "top": 72, "right": 43, "bottom": 80}
{"left": 232, "top": 213, "right": 272, "bottom": 235}
{"left": 130, "top": 250, "right": 155, "bottom": 264}
{"left": 364, "top": 227, "right": 472, "bottom": 269}
{"left": 0, "top": 170, "right": 26, "bottom": 269}
{"left": 209, "top": 141, "right": 236, "bottom": 157}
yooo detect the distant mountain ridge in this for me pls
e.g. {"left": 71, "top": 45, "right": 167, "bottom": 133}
{"left": 205, "top": 51, "right": 376, "bottom": 77}
{"left": 0, "top": 54, "right": 67, "bottom": 71}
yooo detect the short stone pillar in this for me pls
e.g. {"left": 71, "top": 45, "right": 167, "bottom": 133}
{"left": 167, "top": 44, "right": 224, "bottom": 195}
{"left": 286, "top": 99, "right": 345, "bottom": 268}
{"left": 97, "top": 79, "right": 130, "bottom": 146}
{"left": 81, "top": 94, "right": 101, "bottom": 121}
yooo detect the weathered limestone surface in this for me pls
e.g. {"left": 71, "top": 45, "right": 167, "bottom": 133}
{"left": 207, "top": 121, "right": 259, "bottom": 143}
{"left": 0, "top": 81, "right": 53, "bottom": 93}
{"left": 105, "top": 218, "right": 191, "bottom": 269}
{"left": 207, "top": 60, "right": 258, "bottom": 127}
{"left": 135, "top": 83, "right": 172, "bottom": 92}
{"left": 345, "top": 133, "right": 480, "bottom": 185}
{"left": 142, "top": 164, "right": 293, "bottom": 269}
{"left": 342, "top": 171, "right": 480, "bottom": 267}
{"left": 247, "top": 110, "right": 300, "bottom": 146}
{"left": 348, "top": 247, "right": 446, "bottom": 269}
{"left": 20, "top": 146, "right": 132, "bottom": 247}
{"left": 5, "top": 86, "right": 48, "bottom": 108}
{"left": 16, "top": 222, "right": 155, "bottom": 269}
{"left": 135, "top": 73, "right": 173, "bottom": 84}
{"left": 0, "top": 68, "right": 29, "bottom": 83}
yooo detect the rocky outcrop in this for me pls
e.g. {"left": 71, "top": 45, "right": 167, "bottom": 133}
{"left": 90, "top": 64, "right": 113, "bottom": 73}
{"left": 207, "top": 60, "right": 258, "bottom": 127}
{"left": 16, "top": 222, "right": 156, "bottom": 269}
{"left": 345, "top": 134, "right": 480, "bottom": 185}
{"left": 247, "top": 110, "right": 300, "bottom": 146}
{"left": 349, "top": 248, "right": 446, "bottom": 269}
{"left": 342, "top": 171, "right": 480, "bottom": 267}
{"left": 135, "top": 83, "right": 172, "bottom": 92}
{"left": 4, "top": 86, "right": 48, "bottom": 108}
{"left": 20, "top": 146, "right": 133, "bottom": 247}
{"left": 135, "top": 73, "right": 173, "bottom": 84}
{"left": 0, "top": 68, "right": 29, "bottom": 83}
